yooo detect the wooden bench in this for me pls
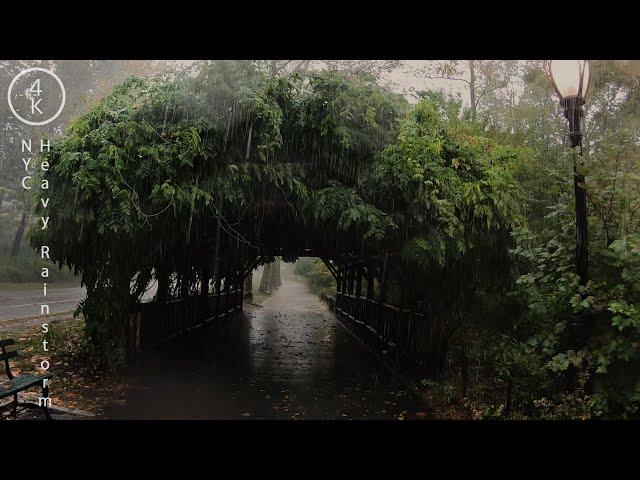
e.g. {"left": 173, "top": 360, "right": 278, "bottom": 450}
{"left": 0, "top": 339, "right": 53, "bottom": 419}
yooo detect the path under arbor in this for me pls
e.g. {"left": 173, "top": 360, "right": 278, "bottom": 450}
{"left": 104, "top": 276, "right": 427, "bottom": 420}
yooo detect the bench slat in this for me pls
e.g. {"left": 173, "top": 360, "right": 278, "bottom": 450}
{"left": 0, "top": 351, "right": 18, "bottom": 362}
{"left": 0, "top": 339, "right": 15, "bottom": 348}
{"left": 0, "top": 350, "right": 18, "bottom": 362}
{"left": 0, "top": 373, "right": 53, "bottom": 399}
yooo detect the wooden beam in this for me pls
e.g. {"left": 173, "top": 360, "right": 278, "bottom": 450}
{"left": 320, "top": 257, "right": 338, "bottom": 280}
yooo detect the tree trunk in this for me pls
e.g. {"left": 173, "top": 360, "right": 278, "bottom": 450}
{"left": 259, "top": 262, "right": 272, "bottom": 294}
{"left": 10, "top": 211, "right": 27, "bottom": 257}
{"left": 244, "top": 272, "right": 253, "bottom": 299}
{"left": 574, "top": 163, "right": 589, "bottom": 284}
{"left": 272, "top": 258, "right": 282, "bottom": 287}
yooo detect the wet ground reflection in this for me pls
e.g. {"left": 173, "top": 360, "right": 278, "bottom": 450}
{"left": 104, "top": 279, "right": 425, "bottom": 419}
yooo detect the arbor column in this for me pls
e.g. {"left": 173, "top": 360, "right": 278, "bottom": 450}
{"left": 180, "top": 264, "right": 190, "bottom": 300}
{"left": 366, "top": 267, "right": 374, "bottom": 300}
{"left": 157, "top": 267, "right": 169, "bottom": 302}
{"left": 380, "top": 266, "right": 388, "bottom": 304}
{"left": 215, "top": 275, "right": 222, "bottom": 317}
{"left": 201, "top": 261, "right": 210, "bottom": 317}
{"left": 355, "top": 264, "right": 363, "bottom": 298}
{"left": 201, "top": 263, "right": 210, "bottom": 297}
{"left": 347, "top": 264, "right": 355, "bottom": 296}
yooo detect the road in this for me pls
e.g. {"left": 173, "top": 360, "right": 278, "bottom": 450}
{"left": 104, "top": 278, "right": 428, "bottom": 420}
{"left": 0, "top": 284, "right": 85, "bottom": 332}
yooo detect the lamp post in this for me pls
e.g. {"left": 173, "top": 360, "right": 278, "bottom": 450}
{"left": 544, "top": 60, "right": 591, "bottom": 285}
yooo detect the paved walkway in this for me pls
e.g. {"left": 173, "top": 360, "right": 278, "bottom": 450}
{"left": 104, "top": 279, "right": 427, "bottom": 419}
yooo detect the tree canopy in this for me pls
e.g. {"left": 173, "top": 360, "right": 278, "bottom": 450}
{"left": 31, "top": 60, "right": 521, "bottom": 356}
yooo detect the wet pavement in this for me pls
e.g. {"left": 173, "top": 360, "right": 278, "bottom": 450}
{"left": 0, "top": 285, "right": 85, "bottom": 322}
{"left": 104, "top": 279, "right": 427, "bottom": 420}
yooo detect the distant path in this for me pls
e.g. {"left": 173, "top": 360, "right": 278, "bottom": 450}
{"left": 0, "top": 285, "right": 85, "bottom": 330}
{"left": 104, "top": 278, "right": 427, "bottom": 420}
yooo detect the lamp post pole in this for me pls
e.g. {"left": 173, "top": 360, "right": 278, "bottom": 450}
{"left": 546, "top": 60, "right": 593, "bottom": 347}
{"left": 563, "top": 97, "right": 589, "bottom": 285}
{"left": 546, "top": 61, "right": 592, "bottom": 286}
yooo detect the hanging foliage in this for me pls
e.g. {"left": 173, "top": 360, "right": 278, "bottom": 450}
{"left": 30, "top": 61, "right": 520, "bottom": 361}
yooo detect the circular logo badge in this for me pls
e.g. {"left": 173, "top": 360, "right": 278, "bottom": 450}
{"left": 7, "top": 67, "right": 66, "bottom": 126}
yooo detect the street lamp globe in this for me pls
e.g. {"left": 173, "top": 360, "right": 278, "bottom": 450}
{"left": 546, "top": 60, "right": 591, "bottom": 100}
{"left": 545, "top": 60, "right": 591, "bottom": 147}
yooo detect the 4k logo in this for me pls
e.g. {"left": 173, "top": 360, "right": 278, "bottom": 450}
{"left": 7, "top": 67, "right": 66, "bottom": 126}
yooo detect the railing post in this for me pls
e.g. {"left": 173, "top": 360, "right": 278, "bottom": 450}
{"left": 224, "top": 274, "right": 231, "bottom": 313}
{"left": 338, "top": 264, "right": 345, "bottom": 310}
{"left": 201, "top": 262, "right": 210, "bottom": 320}
{"left": 215, "top": 276, "right": 221, "bottom": 318}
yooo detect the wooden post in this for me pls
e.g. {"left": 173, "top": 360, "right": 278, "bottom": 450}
{"left": 201, "top": 263, "right": 210, "bottom": 297}
{"left": 157, "top": 267, "right": 169, "bottom": 303}
{"left": 365, "top": 267, "right": 374, "bottom": 326}
{"left": 336, "top": 264, "right": 343, "bottom": 310}
{"left": 212, "top": 213, "right": 221, "bottom": 295}
{"left": 201, "top": 262, "right": 210, "bottom": 319}
{"left": 355, "top": 264, "right": 363, "bottom": 321}
{"left": 215, "top": 276, "right": 221, "bottom": 318}
{"left": 224, "top": 272, "right": 231, "bottom": 313}
{"left": 180, "top": 267, "right": 190, "bottom": 300}
{"left": 380, "top": 253, "right": 389, "bottom": 304}
{"left": 366, "top": 268, "right": 374, "bottom": 299}
{"left": 380, "top": 272, "right": 388, "bottom": 304}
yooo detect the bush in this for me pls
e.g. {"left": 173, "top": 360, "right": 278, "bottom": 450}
{"left": 45, "top": 318, "right": 125, "bottom": 375}
{"left": 0, "top": 252, "right": 79, "bottom": 283}
{"left": 294, "top": 258, "right": 336, "bottom": 298}
{"left": 507, "top": 228, "right": 640, "bottom": 419}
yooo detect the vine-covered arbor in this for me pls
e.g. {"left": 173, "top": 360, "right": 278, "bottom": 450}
{"left": 32, "top": 61, "right": 522, "bottom": 376}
